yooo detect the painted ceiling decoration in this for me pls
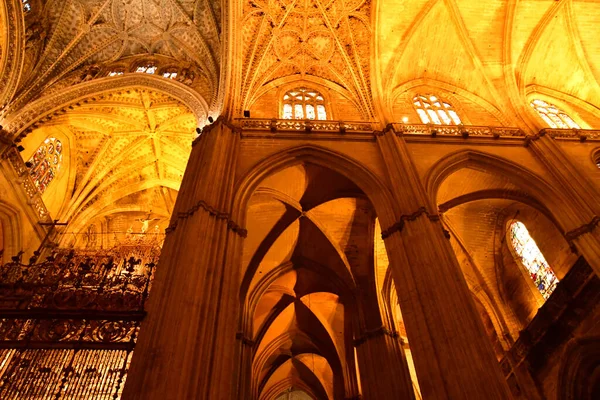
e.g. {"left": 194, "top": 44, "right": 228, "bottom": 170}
{"left": 0, "top": 0, "right": 598, "bottom": 132}
{"left": 5, "top": 0, "right": 221, "bottom": 115}
{"left": 239, "top": 0, "right": 374, "bottom": 117}
{"left": 21, "top": 88, "right": 197, "bottom": 243}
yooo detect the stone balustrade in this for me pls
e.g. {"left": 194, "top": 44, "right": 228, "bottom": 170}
{"left": 235, "top": 119, "right": 600, "bottom": 141}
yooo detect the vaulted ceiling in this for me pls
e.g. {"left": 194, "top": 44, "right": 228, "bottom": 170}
{"left": 20, "top": 88, "right": 196, "bottom": 243}
{"left": 241, "top": 163, "right": 381, "bottom": 399}
{"left": 2, "top": 0, "right": 599, "bottom": 131}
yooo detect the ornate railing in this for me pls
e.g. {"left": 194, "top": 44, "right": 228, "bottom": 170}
{"left": 391, "top": 123, "right": 525, "bottom": 138}
{"left": 542, "top": 128, "right": 600, "bottom": 140}
{"left": 0, "top": 244, "right": 159, "bottom": 399}
{"left": 235, "top": 119, "right": 600, "bottom": 141}
{"left": 2, "top": 147, "right": 52, "bottom": 223}
{"left": 236, "top": 118, "right": 376, "bottom": 133}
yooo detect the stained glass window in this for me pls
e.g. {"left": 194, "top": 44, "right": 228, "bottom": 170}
{"left": 282, "top": 87, "right": 327, "bottom": 120}
{"left": 413, "top": 94, "right": 462, "bottom": 125}
{"left": 27, "top": 138, "right": 63, "bottom": 194}
{"left": 510, "top": 221, "right": 559, "bottom": 299}
{"left": 530, "top": 99, "right": 580, "bottom": 129}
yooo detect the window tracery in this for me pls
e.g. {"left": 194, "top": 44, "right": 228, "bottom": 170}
{"left": 413, "top": 94, "right": 462, "bottom": 125}
{"left": 509, "top": 221, "right": 559, "bottom": 299}
{"left": 530, "top": 99, "right": 580, "bottom": 129}
{"left": 162, "top": 70, "right": 178, "bottom": 79}
{"left": 108, "top": 70, "right": 124, "bottom": 77}
{"left": 135, "top": 64, "right": 157, "bottom": 74}
{"left": 27, "top": 137, "right": 63, "bottom": 194}
{"left": 282, "top": 88, "right": 327, "bottom": 120}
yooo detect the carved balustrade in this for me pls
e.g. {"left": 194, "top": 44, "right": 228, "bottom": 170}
{"left": 390, "top": 122, "right": 525, "bottom": 138}
{"left": 542, "top": 128, "right": 600, "bottom": 141}
{"left": 237, "top": 120, "right": 600, "bottom": 141}
{"left": 236, "top": 118, "right": 376, "bottom": 133}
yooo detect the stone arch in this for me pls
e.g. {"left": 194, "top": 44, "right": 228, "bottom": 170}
{"left": 0, "top": 200, "right": 22, "bottom": 262}
{"left": 232, "top": 145, "right": 398, "bottom": 234}
{"left": 525, "top": 85, "right": 600, "bottom": 130}
{"left": 0, "top": 0, "right": 25, "bottom": 108}
{"left": 386, "top": 78, "right": 512, "bottom": 127}
{"left": 3, "top": 74, "right": 209, "bottom": 138}
{"left": 557, "top": 336, "right": 600, "bottom": 400}
{"left": 247, "top": 75, "right": 366, "bottom": 121}
{"left": 425, "top": 149, "right": 579, "bottom": 232}
{"left": 233, "top": 145, "right": 396, "bottom": 400}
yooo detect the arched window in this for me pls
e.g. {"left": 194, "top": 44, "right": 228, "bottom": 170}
{"left": 162, "top": 70, "right": 178, "bottom": 79}
{"left": 509, "top": 221, "right": 559, "bottom": 299}
{"left": 530, "top": 99, "right": 580, "bottom": 129}
{"left": 27, "top": 138, "right": 63, "bottom": 194}
{"left": 135, "top": 64, "right": 157, "bottom": 74}
{"left": 282, "top": 88, "right": 327, "bottom": 120}
{"left": 413, "top": 94, "right": 462, "bottom": 125}
{"left": 22, "top": 0, "right": 31, "bottom": 12}
{"left": 108, "top": 70, "right": 124, "bottom": 77}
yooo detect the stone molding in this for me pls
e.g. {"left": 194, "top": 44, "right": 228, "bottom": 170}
{"left": 381, "top": 206, "right": 440, "bottom": 239}
{"left": 353, "top": 326, "right": 399, "bottom": 347}
{"left": 3, "top": 75, "right": 209, "bottom": 139}
{"left": 165, "top": 199, "right": 247, "bottom": 238}
{"left": 0, "top": 0, "right": 24, "bottom": 109}
{"left": 564, "top": 215, "right": 600, "bottom": 241}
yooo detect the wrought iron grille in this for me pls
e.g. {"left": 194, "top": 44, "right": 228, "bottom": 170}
{"left": 0, "top": 244, "right": 159, "bottom": 399}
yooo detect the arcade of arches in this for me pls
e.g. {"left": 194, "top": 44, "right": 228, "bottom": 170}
{"left": 0, "top": 0, "right": 599, "bottom": 399}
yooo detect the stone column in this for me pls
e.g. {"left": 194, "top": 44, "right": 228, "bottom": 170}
{"left": 122, "top": 120, "right": 243, "bottom": 400}
{"left": 527, "top": 133, "right": 600, "bottom": 276}
{"left": 354, "top": 326, "right": 415, "bottom": 400}
{"left": 374, "top": 127, "right": 512, "bottom": 399}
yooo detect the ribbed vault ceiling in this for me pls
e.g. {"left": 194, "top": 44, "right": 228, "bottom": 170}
{"left": 22, "top": 88, "right": 196, "bottom": 241}
{"left": 242, "top": 163, "right": 380, "bottom": 399}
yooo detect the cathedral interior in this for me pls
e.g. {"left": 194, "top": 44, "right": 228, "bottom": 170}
{"left": 0, "top": 0, "right": 599, "bottom": 399}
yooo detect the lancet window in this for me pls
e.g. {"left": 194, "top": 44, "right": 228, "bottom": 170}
{"left": 530, "top": 99, "right": 580, "bottom": 129}
{"left": 413, "top": 94, "right": 462, "bottom": 125}
{"left": 27, "top": 137, "right": 63, "bottom": 194}
{"left": 509, "top": 221, "right": 559, "bottom": 299}
{"left": 282, "top": 87, "right": 327, "bottom": 120}
{"left": 22, "top": 0, "right": 31, "bottom": 12}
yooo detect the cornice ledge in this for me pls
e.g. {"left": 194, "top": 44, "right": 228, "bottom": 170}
{"left": 565, "top": 216, "right": 600, "bottom": 241}
{"left": 381, "top": 206, "right": 440, "bottom": 239}
{"left": 192, "top": 117, "right": 242, "bottom": 146}
{"left": 165, "top": 199, "right": 247, "bottom": 238}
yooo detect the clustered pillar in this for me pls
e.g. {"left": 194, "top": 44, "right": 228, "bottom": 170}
{"left": 527, "top": 133, "right": 600, "bottom": 275}
{"left": 374, "top": 126, "right": 512, "bottom": 399}
{"left": 122, "top": 121, "right": 242, "bottom": 399}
